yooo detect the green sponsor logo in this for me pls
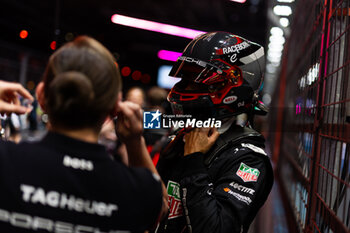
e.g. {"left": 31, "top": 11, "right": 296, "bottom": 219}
{"left": 166, "top": 180, "right": 182, "bottom": 219}
{"left": 167, "top": 181, "right": 181, "bottom": 200}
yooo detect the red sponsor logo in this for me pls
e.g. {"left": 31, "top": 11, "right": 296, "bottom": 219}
{"left": 236, "top": 170, "right": 258, "bottom": 182}
{"left": 223, "top": 96, "right": 238, "bottom": 104}
{"left": 168, "top": 196, "right": 183, "bottom": 219}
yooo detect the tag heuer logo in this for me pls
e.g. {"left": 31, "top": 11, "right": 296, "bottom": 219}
{"left": 167, "top": 181, "right": 183, "bottom": 219}
{"left": 236, "top": 163, "right": 260, "bottom": 182}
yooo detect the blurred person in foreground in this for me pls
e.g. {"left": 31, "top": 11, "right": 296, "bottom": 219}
{"left": 99, "top": 86, "right": 146, "bottom": 164}
{"left": 0, "top": 36, "right": 168, "bottom": 232}
{"left": 154, "top": 32, "right": 274, "bottom": 233}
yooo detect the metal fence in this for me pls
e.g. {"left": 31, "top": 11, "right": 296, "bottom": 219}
{"left": 270, "top": 0, "right": 350, "bottom": 232}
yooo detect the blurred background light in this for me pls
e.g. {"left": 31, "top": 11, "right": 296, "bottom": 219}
{"left": 121, "top": 66, "right": 131, "bottom": 77}
{"left": 157, "top": 50, "right": 182, "bottom": 62}
{"left": 269, "top": 35, "right": 285, "bottom": 44}
{"left": 279, "top": 18, "right": 290, "bottom": 27}
{"left": 132, "top": 70, "right": 142, "bottom": 80}
{"left": 141, "top": 74, "right": 151, "bottom": 84}
{"left": 229, "top": 0, "right": 247, "bottom": 3}
{"left": 270, "top": 27, "right": 284, "bottom": 36}
{"left": 268, "top": 43, "right": 284, "bottom": 52}
{"left": 266, "top": 64, "right": 278, "bottom": 73}
{"left": 19, "top": 30, "right": 28, "bottom": 39}
{"left": 267, "top": 55, "right": 281, "bottom": 63}
{"left": 157, "top": 65, "right": 180, "bottom": 89}
{"left": 111, "top": 14, "right": 206, "bottom": 39}
{"left": 50, "top": 41, "right": 56, "bottom": 50}
{"left": 65, "top": 32, "right": 74, "bottom": 41}
{"left": 262, "top": 93, "right": 272, "bottom": 105}
{"left": 273, "top": 5, "right": 292, "bottom": 16}
{"left": 267, "top": 50, "right": 282, "bottom": 58}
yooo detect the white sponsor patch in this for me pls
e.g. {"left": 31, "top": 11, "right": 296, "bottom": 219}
{"left": 229, "top": 181, "right": 255, "bottom": 195}
{"left": 223, "top": 188, "right": 252, "bottom": 205}
{"left": 63, "top": 155, "right": 94, "bottom": 171}
{"left": 0, "top": 207, "right": 129, "bottom": 232}
{"left": 241, "top": 143, "right": 267, "bottom": 156}
{"left": 222, "top": 41, "right": 250, "bottom": 54}
{"left": 20, "top": 184, "right": 118, "bottom": 217}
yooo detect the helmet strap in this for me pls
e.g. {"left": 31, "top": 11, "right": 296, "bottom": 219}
{"left": 247, "top": 93, "right": 259, "bottom": 127}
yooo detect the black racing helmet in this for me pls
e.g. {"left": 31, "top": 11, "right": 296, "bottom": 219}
{"left": 168, "top": 31, "right": 265, "bottom": 120}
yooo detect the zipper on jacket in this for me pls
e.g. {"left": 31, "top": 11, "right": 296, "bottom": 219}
{"left": 181, "top": 188, "right": 192, "bottom": 233}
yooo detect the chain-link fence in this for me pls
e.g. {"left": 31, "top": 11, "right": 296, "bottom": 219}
{"left": 269, "top": 0, "right": 350, "bottom": 232}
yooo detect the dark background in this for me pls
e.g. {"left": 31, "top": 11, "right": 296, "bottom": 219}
{"left": 0, "top": 0, "right": 268, "bottom": 89}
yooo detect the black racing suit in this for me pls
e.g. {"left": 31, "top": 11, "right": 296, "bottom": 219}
{"left": 0, "top": 132, "right": 163, "bottom": 233}
{"left": 155, "top": 125, "right": 274, "bottom": 233}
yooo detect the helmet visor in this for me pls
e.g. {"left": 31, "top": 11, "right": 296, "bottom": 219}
{"left": 170, "top": 101, "right": 215, "bottom": 119}
{"left": 169, "top": 56, "right": 223, "bottom": 83}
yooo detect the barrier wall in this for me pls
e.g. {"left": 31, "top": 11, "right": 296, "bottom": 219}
{"left": 270, "top": 0, "right": 350, "bottom": 232}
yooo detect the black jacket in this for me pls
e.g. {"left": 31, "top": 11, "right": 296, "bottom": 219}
{"left": 155, "top": 125, "right": 274, "bottom": 233}
{"left": 0, "top": 132, "right": 162, "bottom": 233}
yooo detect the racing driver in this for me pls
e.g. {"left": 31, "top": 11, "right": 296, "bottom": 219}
{"left": 154, "top": 31, "right": 274, "bottom": 233}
